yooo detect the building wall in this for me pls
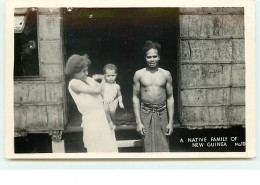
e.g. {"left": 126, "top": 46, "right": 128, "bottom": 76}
{"left": 14, "top": 8, "right": 65, "bottom": 134}
{"left": 179, "top": 7, "right": 245, "bottom": 129}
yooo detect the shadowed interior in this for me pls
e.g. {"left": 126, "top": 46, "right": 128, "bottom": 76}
{"left": 63, "top": 8, "right": 179, "bottom": 127}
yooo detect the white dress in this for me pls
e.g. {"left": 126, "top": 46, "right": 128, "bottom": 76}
{"left": 68, "top": 78, "right": 118, "bottom": 152}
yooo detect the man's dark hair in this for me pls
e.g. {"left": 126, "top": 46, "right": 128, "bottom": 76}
{"left": 142, "top": 40, "right": 161, "bottom": 55}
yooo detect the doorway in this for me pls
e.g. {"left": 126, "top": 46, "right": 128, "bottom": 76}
{"left": 63, "top": 8, "right": 179, "bottom": 127}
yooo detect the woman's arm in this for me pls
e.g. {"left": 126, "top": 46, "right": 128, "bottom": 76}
{"left": 70, "top": 79, "right": 101, "bottom": 95}
{"left": 92, "top": 74, "right": 104, "bottom": 82}
{"left": 89, "top": 76, "right": 105, "bottom": 95}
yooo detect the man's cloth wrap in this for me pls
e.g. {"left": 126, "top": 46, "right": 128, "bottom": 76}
{"left": 140, "top": 101, "right": 170, "bottom": 152}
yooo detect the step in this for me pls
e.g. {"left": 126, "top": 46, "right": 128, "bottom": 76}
{"left": 64, "top": 125, "right": 137, "bottom": 133}
{"left": 64, "top": 124, "right": 181, "bottom": 133}
{"left": 117, "top": 139, "right": 142, "bottom": 148}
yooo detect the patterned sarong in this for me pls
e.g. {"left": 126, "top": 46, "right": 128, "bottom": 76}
{"left": 140, "top": 101, "right": 170, "bottom": 152}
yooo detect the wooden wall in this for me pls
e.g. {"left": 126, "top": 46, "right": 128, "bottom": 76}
{"left": 179, "top": 8, "right": 245, "bottom": 129}
{"left": 14, "top": 8, "right": 65, "bottom": 133}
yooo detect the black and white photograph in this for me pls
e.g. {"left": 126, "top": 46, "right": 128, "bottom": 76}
{"left": 5, "top": 0, "right": 256, "bottom": 158}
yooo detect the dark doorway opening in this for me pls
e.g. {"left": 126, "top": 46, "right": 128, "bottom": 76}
{"left": 63, "top": 8, "right": 179, "bottom": 128}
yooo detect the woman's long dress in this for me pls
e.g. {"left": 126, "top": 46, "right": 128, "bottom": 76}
{"left": 68, "top": 78, "right": 118, "bottom": 152}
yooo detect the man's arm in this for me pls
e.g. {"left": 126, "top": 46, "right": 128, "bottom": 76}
{"left": 165, "top": 71, "right": 174, "bottom": 135}
{"left": 132, "top": 71, "right": 145, "bottom": 135}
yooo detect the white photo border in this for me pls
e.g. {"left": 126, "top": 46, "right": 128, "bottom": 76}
{"left": 5, "top": 0, "right": 256, "bottom": 159}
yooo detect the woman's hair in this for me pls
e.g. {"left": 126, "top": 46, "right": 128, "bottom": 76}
{"left": 103, "top": 63, "right": 118, "bottom": 74}
{"left": 65, "top": 54, "right": 91, "bottom": 77}
{"left": 142, "top": 40, "right": 161, "bottom": 55}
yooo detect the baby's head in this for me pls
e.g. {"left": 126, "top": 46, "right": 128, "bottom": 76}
{"left": 103, "top": 64, "right": 118, "bottom": 84}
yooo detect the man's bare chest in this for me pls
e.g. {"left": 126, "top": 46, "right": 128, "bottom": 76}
{"left": 140, "top": 72, "right": 167, "bottom": 87}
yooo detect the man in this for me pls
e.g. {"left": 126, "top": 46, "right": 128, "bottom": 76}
{"left": 132, "top": 41, "right": 174, "bottom": 152}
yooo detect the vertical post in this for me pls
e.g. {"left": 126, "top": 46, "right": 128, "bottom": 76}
{"left": 49, "top": 130, "right": 65, "bottom": 153}
{"left": 52, "top": 140, "right": 65, "bottom": 153}
{"left": 38, "top": 8, "right": 66, "bottom": 152}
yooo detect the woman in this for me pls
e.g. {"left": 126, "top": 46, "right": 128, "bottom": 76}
{"left": 65, "top": 54, "right": 118, "bottom": 152}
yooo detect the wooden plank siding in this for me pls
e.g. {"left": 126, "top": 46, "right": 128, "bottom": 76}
{"left": 181, "top": 87, "right": 245, "bottom": 106}
{"left": 14, "top": 8, "right": 66, "bottom": 133}
{"left": 179, "top": 8, "right": 245, "bottom": 128}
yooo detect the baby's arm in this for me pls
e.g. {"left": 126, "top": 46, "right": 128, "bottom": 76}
{"left": 117, "top": 85, "right": 124, "bottom": 109}
{"left": 70, "top": 79, "right": 101, "bottom": 95}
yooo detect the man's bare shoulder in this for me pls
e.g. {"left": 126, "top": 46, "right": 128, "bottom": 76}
{"left": 158, "top": 68, "right": 172, "bottom": 77}
{"left": 134, "top": 68, "right": 146, "bottom": 77}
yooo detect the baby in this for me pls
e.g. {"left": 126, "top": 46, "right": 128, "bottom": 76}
{"left": 93, "top": 64, "right": 124, "bottom": 129}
